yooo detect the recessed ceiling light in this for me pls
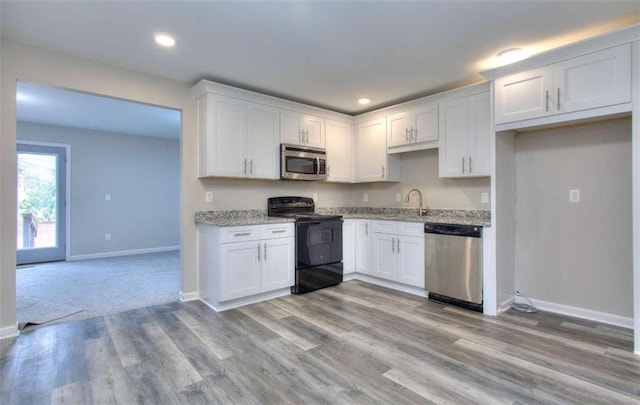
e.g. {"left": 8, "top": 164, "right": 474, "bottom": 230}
{"left": 154, "top": 33, "right": 176, "bottom": 47}
{"left": 496, "top": 47, "right": 524, "bottom": 64}
{"left": 358, "top": 98, "right": 371, "bottom": 105}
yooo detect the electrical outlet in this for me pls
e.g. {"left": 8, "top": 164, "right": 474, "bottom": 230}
{"left": 105, "top": 233, "right": 111, "bottom": 241}
{"left": 105, "top": 193, "right": 111, "bottom": 201}
{"left": 481, "top": 192, "right": 489, "bottom": 204}
{"left": 205, "top": 191, "right": 214, "bottom": 202}
{"left": 569, "top": 189, "right": 581, "bottom": 203}
{"left": 363, "top": 193, "right": 369, "bottom": 202}
{"left": 396, "top": 193, "right": 401, "bottom": 202}
{"left": 312, "top": 193, "right": 318, "bottom": 202}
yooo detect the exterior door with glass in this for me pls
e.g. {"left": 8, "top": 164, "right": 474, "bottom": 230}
{"left": 16, "top": 143, "right": 67, "bottom": 264}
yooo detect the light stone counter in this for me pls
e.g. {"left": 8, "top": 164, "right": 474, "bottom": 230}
{"left": 195, "top": 207, "right": 490, "bottom": 227}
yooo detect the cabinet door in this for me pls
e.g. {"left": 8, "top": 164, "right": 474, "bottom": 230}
{"left": 204, "top": 94, "right": 248, "bottom": 177}
{"left": 262, "top": 237, "right": 295, "bottom": 292}
{"left": 387, "top": 111, "right": 411, "bottom": 147}
{"left": 414, "top": 104, "right": 438, "bottom": 144}
{"left": 247, "top": 102, "right": 279, "bottom": 179}
{"left": 467, "top": 92, "right": 491, "bottom": 177}
{"left": 555, "top": 44, "right": 631, "bottom": 114}
{"left": 438, "top": 97, "right": 468, "bottom": 178}
{"left": 355, "top": 220, "right": 372, "bottom": 275}
{"left": 303, "top": 114, "right": 325, "bottom": 148}
{"left": 397, "top": 235, "right": 425, "bottom": 288}
{"left": 357, "top": 117, "right": 387, "bottom": 182}
{"left": 219, "top": 241, "right": 261, "bottom": 301}
{"left": 325, "top": 119, "right": 353, "bottom": 182}
{"left": 342, "top": 219, "right": 356, "bottom": 274}
{"left": 494, "top": 66, "right": 553, "bottom": 124}
{"left": 280, "top": 109, "right": 304, "bottom": 145}
{"left": 372, "top": 233, "right": 397, "bottom": 281}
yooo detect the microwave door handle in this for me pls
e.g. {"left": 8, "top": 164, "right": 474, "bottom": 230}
{"left": 315, "top": 156, "right": 320, "bottom": 175}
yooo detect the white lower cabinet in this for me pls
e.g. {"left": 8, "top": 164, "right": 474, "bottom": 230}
{"left": 199, "top": 223, "right": 294, "bottom": 310}
{"left": 371, "top": 221, "right": 425, "bottom": 287}
{"left": 342, "top": 219, "right": 356, "bottom": 274}
{"left": 354, "top": 219, "right": 373, "bottom": 275}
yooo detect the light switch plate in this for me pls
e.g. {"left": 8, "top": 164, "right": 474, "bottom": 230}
{"left": 105, "top": 193, "right": 111, "bottom": 201}
{"left": 105, "top": 233, "right": 111, "bottom": 241}
{"left": 569, "top": 189, "right": 581, "bottom": 203}
{"left": 312, "top": 193, "right": 318, "bottom": 202}
{"left": 481, "top": 192, "right": 489, "bottom": 204}
{"left": 205, "top": 191, "right": 214, "bottom": 202}
{"left": 396, "top": 193, "right": 401, "bottom": 202}
{"left": 363, "top": 193, "right": 369, "bottom": 202}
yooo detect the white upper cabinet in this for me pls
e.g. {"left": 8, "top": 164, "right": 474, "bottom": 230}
{"left": 439, "top": 91, "right": 490, "bottom": 178}
{"left": 356, "top": 117, "right": 400, "bottom": 182}
{"left": 387, "top": 103, "right": 438, "bottom": 153}
{"left": 325, "top": 119, "right": 353, "bottom": 182}
{"left": 197, "top": 93, "right": 279, "bottom": 179}
{"left": 280, "top": 109, "right": 325, "bottom": 148}
{"left": 495, "top": 44, "right": 631, "bottom": 126}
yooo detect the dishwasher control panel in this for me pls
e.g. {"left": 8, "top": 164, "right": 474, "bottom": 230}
{"left": 424, "top": 223, "right": 482, "bottom": 238}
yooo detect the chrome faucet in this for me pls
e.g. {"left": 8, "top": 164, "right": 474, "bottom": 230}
{"left": 404, "top": 188, "right": 426, "bottom": 216}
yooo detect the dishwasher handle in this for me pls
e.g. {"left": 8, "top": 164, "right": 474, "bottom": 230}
{"left": 424, "top": 223, "right": 482, "bottom": 238}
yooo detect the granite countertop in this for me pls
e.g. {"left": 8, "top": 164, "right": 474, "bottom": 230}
{"left": 195, "top": 207, "right": 490, "bottom": 227}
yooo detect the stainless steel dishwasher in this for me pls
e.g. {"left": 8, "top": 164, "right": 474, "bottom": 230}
{"left": 424, "top": 223, "right": 483, "bottom": 312}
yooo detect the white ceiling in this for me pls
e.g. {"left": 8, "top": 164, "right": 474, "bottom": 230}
{"left": 2, "top": 1, "right": 640, "bottom": 125}
{"left": 17, "top": 82, "right": 181, "bottom": 139}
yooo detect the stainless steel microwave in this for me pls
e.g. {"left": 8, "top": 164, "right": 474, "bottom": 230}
{"left": 280, "top": 144, "right": 327, "bottom": 181}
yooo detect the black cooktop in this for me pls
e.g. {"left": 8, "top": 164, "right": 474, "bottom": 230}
{"left": 267, "top": 197, "right": 342, "bottom": 221}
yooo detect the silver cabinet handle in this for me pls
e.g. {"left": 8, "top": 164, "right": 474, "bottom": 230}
{"left": 234, "top": 232, "right": 251, "bottom": 237}
{"left": 557, "top": 87, "right": 561, "bottom": 110}
{"left": 306, "top": 129, "right": 310, "bottom": 144}
{"left": 410, "top": 127, "right": 415, "bottom": 140}
{"left": 272, "top": 229, "right": 286, "bottom": 234}
{"left": 299, "top": 129, "right": 305, "bottom": 144}
{"left": 462, "top": 157, "right": 466, "bottom": 174}
{"left": 381, "top": 165, "right": 385, "bottom": 179}
{"left": 469, "top": 156, "right": 472, "bottom": 173}
{"left": 264, "top": 242, "right": 267, "bottom": 261}
{"left": 249, "top": 159, "right": 253, "bottom": 175}
{"left": 365, "top": 222, "right": 369, "bottom": 236}
{"left": 392, "top": 237, "right": 395, "bottom": 253}
{"left": 243, "top": 158, "right": 247, "bottom": 175}
{"left": 397, "top": 238, "right": 400, "bottom": 254}
{"left": 405, "top": 128, "right": 409, "bottom": 141}
{"left": 327, "top": 165, "right": 331, "bottom": 177}
{"left": 545, "top": 90, "right": 550, "bottom": 112}
{"left": 257, "top": 244, "right": 261, "bottom": 261}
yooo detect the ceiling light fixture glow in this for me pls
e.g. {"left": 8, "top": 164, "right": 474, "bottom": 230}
{"left": 154, "top": 33, "right": 176, "bottom": 47}
{"left": 358, "top": 98, "right": 371, "bottom": 105}
{"left": 496, "top": 47, "right": 524, "bottom": 64}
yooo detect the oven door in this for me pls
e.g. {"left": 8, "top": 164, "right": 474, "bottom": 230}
{"left": 296, "top": 219, "right": 343, "bottom": 268}
{"left": 281, "top": 145, "right": 327, "bottom": 181}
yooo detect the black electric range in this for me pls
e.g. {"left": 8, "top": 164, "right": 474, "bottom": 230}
{"left": 268, "top": 197, "right": 343, "bottom": 294}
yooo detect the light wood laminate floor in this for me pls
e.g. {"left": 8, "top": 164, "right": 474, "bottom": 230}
{"left": 1, "top": 280, "right": 638, "bottom": 404}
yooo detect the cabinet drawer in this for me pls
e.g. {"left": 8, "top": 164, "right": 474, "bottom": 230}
{"left": 397, "top": 222, "right": 424, "bottom": 238}
{"left": 261, "top": 223, "right": 294, "bottom": 239}
{"left": 220, "top": 226, "right": 261, "bottom": 243}
{"left": 372, "top": 220, "right": 397, "bottom": 234}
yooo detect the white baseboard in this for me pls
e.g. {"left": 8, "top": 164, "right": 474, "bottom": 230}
{"left": 69, "top": 245, "right": 179, "bottom": 261}
{"left": 498, "top": 296, "right": 516, "bottom": 314}
{"left": 179, "top": 291, "right": 199, "bottom": 302}
{"left": 199, "top": 288, "right": 291, "bottom": 312}
{"left": 353, "top": 273, "right": 428, "bottom": 298}
{"left": 530, "top": 298, "right": 634, "bottom": 329}
{"left": 343, "top": 272, "right": 357, "bottom": 281}
{"left": 0, "top": 324, "right": 19, "bottom": 340}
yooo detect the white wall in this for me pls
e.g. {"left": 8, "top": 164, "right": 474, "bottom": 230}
{"left": 514, "top": 118, "right": 633, "bottom": 318}
{"left": 17, "top": 122, "right": 180, "bottom": 258}
{"left": 1, "top": 40, "right": 190, "bottom": 335}
{"left": 350, "top": 148, "right": 491, "bottom": 209}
